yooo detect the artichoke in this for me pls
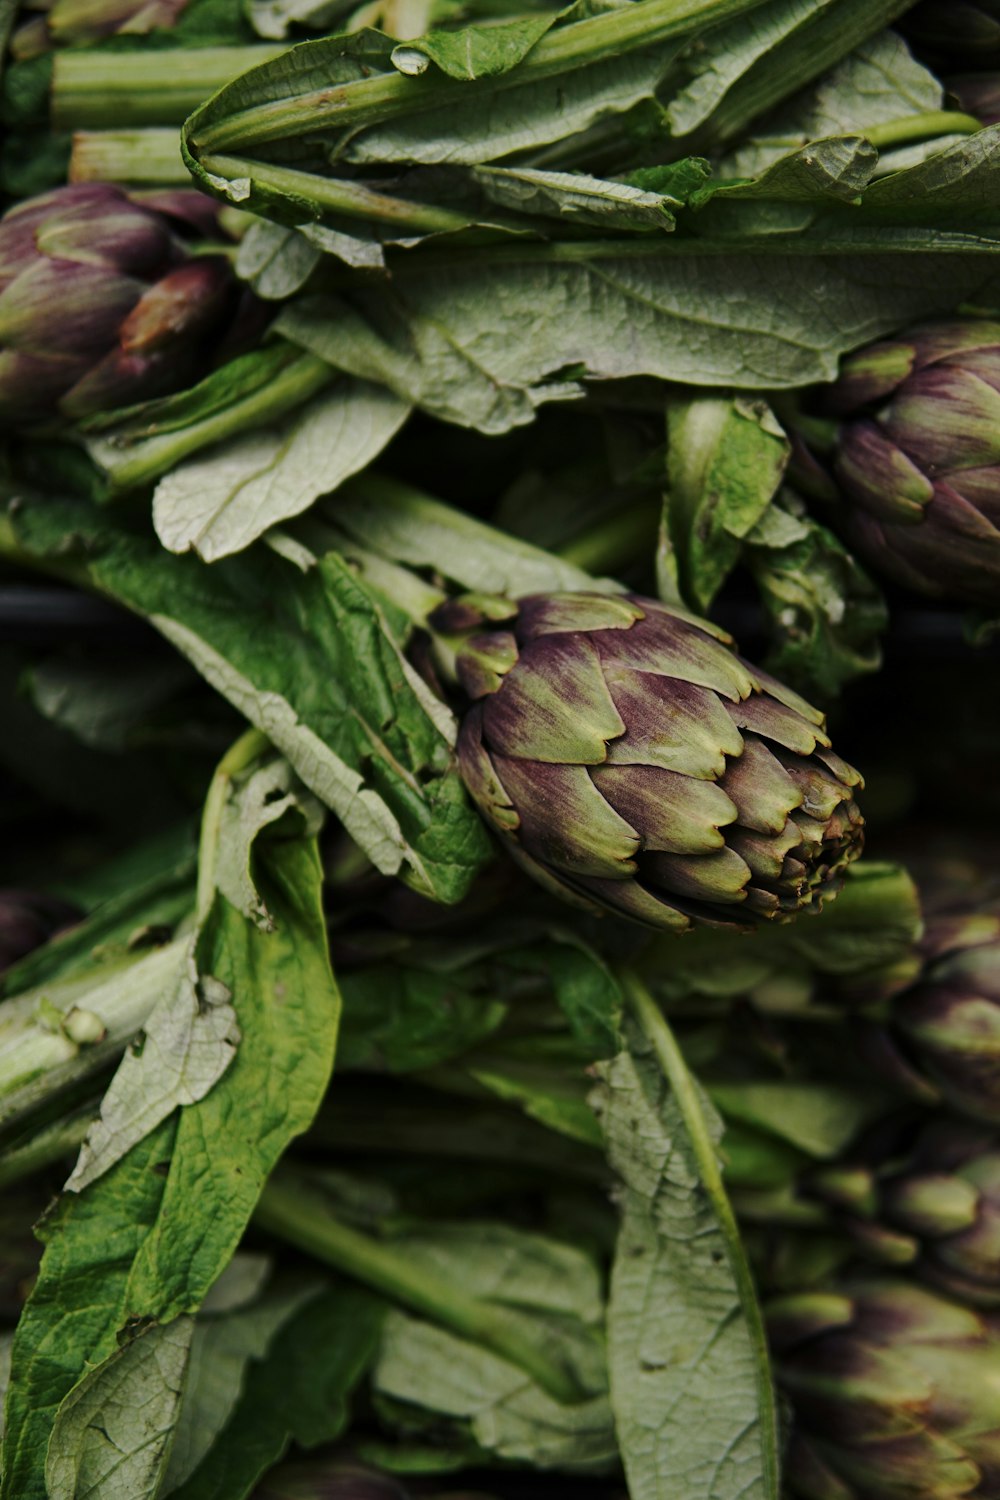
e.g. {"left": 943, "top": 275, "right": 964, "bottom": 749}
{"left": 0, "top": 888, "right": 79, "bottom": 975}
{"left": 949, "top": 73, "right": 1000, "bottom": 125}
{"left": 901, "top": 0, "right": 1000, "bottom": 64}
{"left": 844, "top": 896, "right": 1000, "bottom": 1126}
{"left": 824, "top": 319, "right": 1000, "bottom": 606}
{"left": 770, "top": 1277, "right": 1000, "bottom": 1499}
{"left": 445, "top": 591, "right": 864, "bottom": 933}
{"left": 804, "top": 1117, "right": 1000, "bottom": 1306}
{"left": 0, "top": 183, "right": 238, "bottom": 423}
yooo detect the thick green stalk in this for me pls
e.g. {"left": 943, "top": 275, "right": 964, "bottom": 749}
{"left": 255, "top": 1167, "right": 589, "bottom": 1404}
{"left": 865, "top": 111, "right": 982, "bottom": 151}
{"left": 52, "top": 45, "right": 287, "bottom": 129}
{"left": 191, "top": 0, "right": 774, "bottom": 153}
{"left": 200, "top": 153, "right": 474, "bottom": 233}
{"left": 92, "top": 351, "right": 334, "bottom": 493}
{"left": 0, "top": 1106, "right": 94, "bottom": 1190}
{"left": 69, "top": 128, "right": 188, "bottom": 185}
{"left": 619, "top": 967, "right": 782, "bottom": 1500}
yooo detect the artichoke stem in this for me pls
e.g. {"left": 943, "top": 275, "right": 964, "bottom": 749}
{"left": 255, "top": 1166, "right": 591, "bottom": 1405}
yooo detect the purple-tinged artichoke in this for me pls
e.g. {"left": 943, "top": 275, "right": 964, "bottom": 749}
{"left": 11, "top": 0, "right": 188, "bottom": 59}
{"left": 444, "top": 591, "right": 864, "bottom": 933}
{"left": 0, "top": 183, "right": 238, "bottom": 424}
{"left": 0, "top": 888, "right": 79, "bottom": 975}
{"left": 900, "top": 0, "right": 1000, "bottom": 64}
{"left": 770, "top": 1277, "right": 1000, "bottom": 1500}
{"left": 804, "top": 1117, "right": 1000, "bottom": 1306}
{"left": 826, "top": 319, "right": 1000, "bottom": 607}
{"left": 843, "top": 897, "right": 1000, "bottom": 1126}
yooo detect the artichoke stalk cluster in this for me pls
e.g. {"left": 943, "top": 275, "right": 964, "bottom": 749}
{"left": 825, "top": 320, "right": 1000, "bottom": 607}
{"left": 11, "top": 0, "right": 188, "bottom": 58}
{"left": 0, "top": 183, "right": 240, "bottom": 423}
{"left": 445, "top": 590, "right": 864, "bottom": 934}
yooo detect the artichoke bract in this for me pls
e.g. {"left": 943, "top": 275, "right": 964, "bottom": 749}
{"left": 0, "top": 183, "right": 237, "bottom": 423}
{"left": 446, "top": 591, "right": 864, "bottom": 933}
{"left": 827, "top": 319, "right": 1000, "bottom": 606}
{"left": 771, "top": 1277, "right": 1000, "bottom": 1500}
{"left": 804, "top": 1118, "right": 1000, "bottom": 1306}
{"left": 848, "top": 898, "right": 1000, "bottom": 1126}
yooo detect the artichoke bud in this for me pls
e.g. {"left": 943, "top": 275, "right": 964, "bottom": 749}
{"left": 823, "top": 319, "right": 1000, "bottom": 606}
{"left": 950, "top": 73, "right": 1000, "bottom": 126}
{"left": 453, "top": 590, "right": 864, "bottom": 934}
{"left": 0, "top": 183, "right": 241, "bottom": 424}
{"left": 803, "top": 1119, "right": 1000, "bottom": 1306}
{"left": 0, "top": 888, "right": 80, "bottom": 975}
{"left": 770, "top": 1277, "right": 1000, "bottom": 1500}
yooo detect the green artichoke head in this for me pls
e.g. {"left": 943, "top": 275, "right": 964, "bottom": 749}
{"left": 770, "top": 1276, "right": 1000, "bottom": 1499}
{"left": 827, "top": 319, "right": 1000, "bottom": 607}
{"left": 448, "top": 591, "right": 864, "bottom": 934}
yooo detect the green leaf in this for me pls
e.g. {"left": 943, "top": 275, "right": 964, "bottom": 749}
{"left": 677, "top": 0, "right": 914, "bottom": 150}
{"left": 372, "top": 1221, "right": 614, "bottom": 1471}
{"left": 707, "top": 1079, "right": 881, "bottom": 1159}
{"left": 472, "top": 164, "right": 678, "bottom": 230}
{"left": 276, "top": 247, "right": 1000, "bottom": 433}
{"left": 389, "top": 12, "right": 559, "bottom": 79}
{"left": 0, "top": 818, "right": 339, "bottom": 1500}
{"left": 63, "top": 746, "right": 320, "bottom": 1192}
{"left": 23, "top": 654, "right": 194, "bottom": 754}
{"left": 745, "top": 491, "right": 887, "bottom": 697}
{"left": 694, "top": 134, "right": 877, "bottom": 205}
{"left": 661, "top": 393, "right": 789, "bottom": 612}
{"left": 667, "top": 0, "right": 838, "bottom": 135}
{"left": 328, "top": 473, "right": 623, "bottom": 595}
{"left": 339, "top": 963, "right": 508, "bottom": 1074}
{"left": 857, "top": 122, "right": 1000, "bottom": 224}
{"left": 6, "top": 492, "right": 490, "bottom": 903}
{"left": 151, "top": 381, "right": 410, "bottom": 562}
{"left": 166, "top": 1284, "right": 383, "bottom": 1500}
{"left": 595, "top": 983, "right": 780, "bottom": 1500}
{"left": 720, "top": 29, "right": 942, "bottom": 180}
{"left": 161, "top": 1261, "right": 321, "bottom": 1493}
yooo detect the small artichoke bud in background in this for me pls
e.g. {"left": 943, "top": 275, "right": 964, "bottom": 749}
{"left": 845, "top": 899, "right": 1000, "bottom": 1127}
{"left": 0, "top": 183, "right": 240, "bottom": 424}
{"left": 446, "top": 591, "right": 864, "bottom": 934}
{"left": 804, "top": 1117, "right": 1000, "bottom": 1306}
{"left": 770, "top": 1277, "right": 1000, "bottom": 1499}
{"left": 949, "top": 73, "right": 1000, "bottom": 126}
{"left": 0, "top": 888, "right": 79, "bottom": 975}
{"left": 825, "top": 319, "right": 1000, "bottom": 606}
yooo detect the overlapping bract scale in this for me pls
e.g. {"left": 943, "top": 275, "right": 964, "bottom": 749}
{"left": 828, "top": 319, "right": 1000, "bottom": 606}
{"left": 455, "top": 591, "right": 864, "bottom": 932}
